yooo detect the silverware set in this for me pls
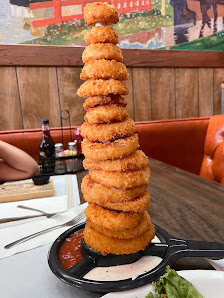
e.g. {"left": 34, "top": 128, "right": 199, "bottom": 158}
{"left": 0, "top": 205, "right": 60, "bottom": 224}
{"left": 3, "top": 205, "right": 86, "bottom": 249}
{"left": 17, "top": 205, "right": 60, "bottom": 218}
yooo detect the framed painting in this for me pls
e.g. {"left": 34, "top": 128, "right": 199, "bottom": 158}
{"left": 1, "top": 0, "right": 224, "bottom": 67}
{"left": 1, "top": 0, "right": 224, "bottom": 49}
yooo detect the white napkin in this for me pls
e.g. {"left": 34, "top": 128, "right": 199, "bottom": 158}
{"left": 0, "top": 175, "right": 79, "bottom": 222}
{"left": 0, "top": 202, "right": 87, "bottom": 260}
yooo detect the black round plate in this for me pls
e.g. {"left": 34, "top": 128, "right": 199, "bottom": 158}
{"left": 48, "top": 222, "right": 172, "bottom": 293}
{"left": 48, "top": 222, "right": 224, "bottom": 293}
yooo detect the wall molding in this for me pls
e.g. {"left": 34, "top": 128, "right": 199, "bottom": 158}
{"left": 1, "top": 44, "right": 224, "bottom": 67}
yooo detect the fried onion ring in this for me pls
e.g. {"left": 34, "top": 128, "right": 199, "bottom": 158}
{"left": 89, "top": 167, "right": 151, "bottom": 189}
{"left": 84, "top": 3, "right": 119, "bottom": 26}
{"left": 87, "top": 212, "right": 151, "bottom": 239}
{"left": 84, "top": 26, "right": 118, "bottom": 46}
{"left": 83, "top": 223, "right": 155, "bottom": 255}
{"left": 77, "top": 79, "right": 128, "bottom": 98}
{"left": 83, "top": 150, "right": 148, "bottom": 171}
{"left": 80, "top": 60, "right": 128, "bottom": 81}
{"left": 81, "top": 175, "right": 147, "bottom": 203}
{"left": 81, "top": 134, "right": 139, "bottom": 161}
{"left": 83, "top": 95, "right": 127, "bottom": 111}
{"left": 84, "top": 190, "right": 150, "bottom": 213}
{"left": 85, "top": 202, "right": 143, "bottom": 230}
{"left": 82, "top": 44, "right": 123, "bottom": 64}
{"left": 81, "top": 118, "right": 135, "bottom": 142}
{"left": 84, "top": 104, "right": 128, "bottom": 124}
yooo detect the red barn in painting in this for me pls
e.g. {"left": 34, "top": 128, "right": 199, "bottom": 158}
{"left": 29, "top": 0, "right": 152, "bottom": 28}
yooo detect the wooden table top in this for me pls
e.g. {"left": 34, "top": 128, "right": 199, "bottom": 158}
{"left": 76, "top": 158, "right": 224, "bottom": 271}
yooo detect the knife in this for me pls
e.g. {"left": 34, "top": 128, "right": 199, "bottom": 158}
{"left": 0, "top": 212, "right": 57, "bottom": 224}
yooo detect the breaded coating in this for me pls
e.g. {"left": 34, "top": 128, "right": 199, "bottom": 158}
{"left": 82, "top": 44, "right": 123, "bottom": 64}
{"left": 85, "top": 202, "right": 143, "bottom": 230}
{"left": 84, "top": 222, "right": 155, "bottom": 255}
{"left": 84, "top": 3, "right": 119, "bottom": 26}
{"left": 81, "top": 175, "right": 147, "bottom": 203}
{"left": 80, "top": 59, "right": 128, "bottom": 81}
{"left": 83, "top": 150, "right": 148, "bottom": 171}
{"left": 84, "top": 26, "right": 118, "bottom": 45}
{"left": 81, "top": 118, "right": 136, "bottom": 142}
{"left": 84, "top": 104, "right": 128, "bottom": 124}
{"left": 77, "top": 79, "right": 128, "bottom": 98}
{"left": 83, "top": 95, "right": 127, "bottom": 111}
{"left": 87, "top": 212, "right": 151, "bottom": 239}
{"left": 81, "top": 134, "right": 139, "bottom": 161}
{"left": 77, "top": 2, "right": 155, "bottom": 257}
{"left": 89, "top": 167, "right": 151, "bottom": 189}
{"left": 84, "top": 190, "right": 150, "bottom": 213}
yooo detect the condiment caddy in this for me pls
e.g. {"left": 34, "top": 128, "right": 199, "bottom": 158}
{"left": 39, "top": 114, "right": 84, "bottom": 175}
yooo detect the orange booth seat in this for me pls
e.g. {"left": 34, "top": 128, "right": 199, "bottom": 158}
{"left": 200, "top": 115, "right": 224, "bottom": 184}
{"left": 135, "top": 117, "right": 209, "bottom": 176}
{"left": 0, "top": 127, "right": 76, "bottom": 163}
{"left": 0, "top": 116, "right": 223, "bottom": 184}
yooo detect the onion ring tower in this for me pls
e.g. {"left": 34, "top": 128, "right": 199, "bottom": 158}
{"left": 77, "top": 2, "right": 155, "bottom": 256}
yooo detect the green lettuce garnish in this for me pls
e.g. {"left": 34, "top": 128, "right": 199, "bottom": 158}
{"left": 146, "top": 293, "right": 154, "bottom": 298}
{"left": 146, "top": 266, "right": 204, "bottom": 298}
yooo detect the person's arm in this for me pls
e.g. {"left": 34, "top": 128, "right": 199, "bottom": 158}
{"left": 0, "top": 141, "right": 39, "bottom": 181}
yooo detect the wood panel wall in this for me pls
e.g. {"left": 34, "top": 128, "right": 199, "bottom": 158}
{"left": 0, "top": 66, "right": 223, "bottom": 131}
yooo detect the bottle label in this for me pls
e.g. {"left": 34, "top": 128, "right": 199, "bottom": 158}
{"left": 40, "top": 151, "right": 46, "bottom": 158}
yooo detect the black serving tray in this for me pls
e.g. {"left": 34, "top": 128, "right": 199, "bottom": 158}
{"left": 48, "top": 222, "right": 224, "bottom": 293}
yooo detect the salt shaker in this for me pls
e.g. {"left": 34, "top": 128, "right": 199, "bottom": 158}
{"left": 68, "top": 141, "right": 77, "bottom": 155}
{"left": 67, "top": 141, "right": 78, "bottom": 172}
{"left": 55, "top": 143, "right": 66, "bottom": 174}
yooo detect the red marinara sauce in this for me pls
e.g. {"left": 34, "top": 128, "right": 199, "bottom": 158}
{"left": 58, "top": 230, "right": 84, "bottom": 270}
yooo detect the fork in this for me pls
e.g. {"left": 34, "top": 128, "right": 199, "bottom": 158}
{"left": 17, "top": 205, "right": 60, "bottom": 218}
{"left": 0, "top": 206, "right": 60, "bottom": 224}
{"left": 4, "top": 209, "right": 86, "bottom": 250}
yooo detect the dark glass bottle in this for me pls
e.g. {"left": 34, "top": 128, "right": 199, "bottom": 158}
{"left": 74, "top": 127, "right": 82, "bottom": 155}
{"left": 40, "top": 119, "right": 55, "bottom": 173}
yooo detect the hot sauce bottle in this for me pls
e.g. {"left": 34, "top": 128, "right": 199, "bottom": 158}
{"left": 39, "top": 119, "right": 55, "bottom": 173}
{"left": 74, "top": 127, "right": 82, "bottom": 155}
